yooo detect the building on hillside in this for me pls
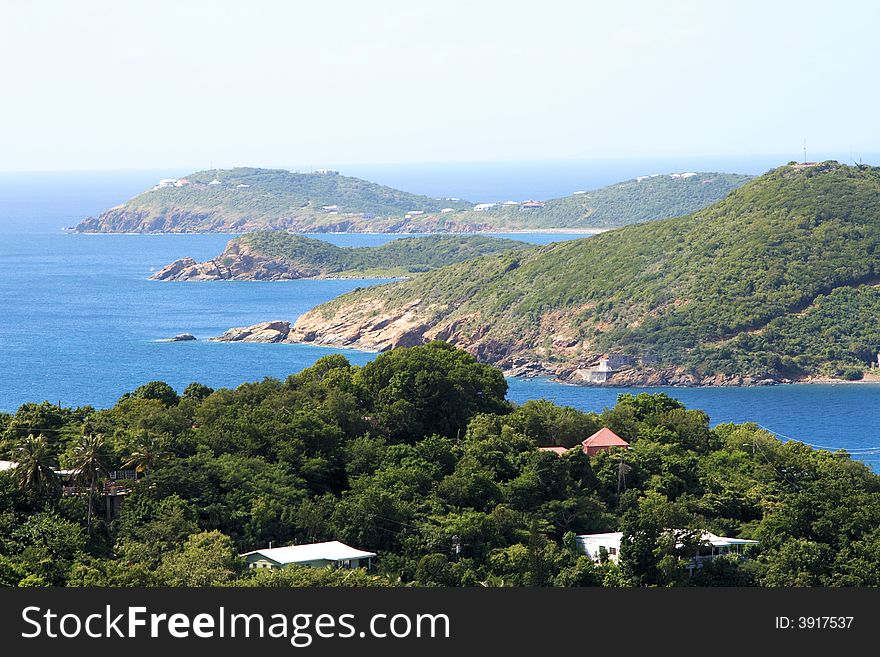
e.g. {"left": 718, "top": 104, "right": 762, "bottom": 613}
{"left": 241, "top": 541, "right": 376, "bottom": 570}
{"left": 581, "top": 427, "right": 629, "bottom": 456}
{"left": 315, "top": 169, "right": 339, "bottom": 175}
{"left": 157, "top": 178, "right": 178, "bottom": 188}
{"left": 582, "top": 353, "right": 635, "bottom": 383}
{"left": 208, "top": 177, "right": 222, "bottom": 186}
{"left": 473, "top": 203, "right": 495, "bottom": 212}
{"left": 321, "top": 204, "right": 338, "bottom": 211}
{"left": 521, "top": 200, "right": 545, "bottom": 208}
{"left": 576, "top": 531, "right": 759, "bottom": 575}
{"left": 440, "top": 208, "right": 456, "bottom": 214}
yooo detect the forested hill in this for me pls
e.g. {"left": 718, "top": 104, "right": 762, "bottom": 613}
{"left": 151, "top": 232, "right": 529, "bottom": 281}
{"left": 71, "top": 167, "right": 750, "bottom": 234}
{"left": 289, "top": 162, "right": 880, "bottom": 384}
{"left": 446, "top": 172, "right": 752, "bottom": 229}
{"left": 73, "top": 168, "right": 474, "bottom": 234}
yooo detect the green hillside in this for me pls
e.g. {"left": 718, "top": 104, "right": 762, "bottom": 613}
{"left": 293, "top": 162, "right": 880, "bottom": 382}
{"left": 449, "top": 172, "right": 752, "bottom": 229}
{"left": 238, "top": 232, "right": 531, "bottom": 277}
{"left": 151, "top": 232, "right": 530, "bottom": 281}
{"left": 72, "top": 167, "right": 750, "bottom": 233}
{"left": 73, "top": 167, "right": 473, "bottom": 233}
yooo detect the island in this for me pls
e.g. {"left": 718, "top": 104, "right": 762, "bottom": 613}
{"left": 151, "top": 232, "right": 530, "bottom": 281}
{"left": 71, "top": 167, "right": 751, "bottom": 234}
{"left": 219, "top": 162, "right": 880, "bottom": 386}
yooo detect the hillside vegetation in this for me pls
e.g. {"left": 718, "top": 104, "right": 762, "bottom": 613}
{"left": 72, "top": 167, "right": 750, "bottom": 233}
{"left": 2, "top": 343, "right": 879, "bottom": 587}
{"left": 449, "top": 172, "right": 751, "bottom": 229}
{"left": 150, "top": 232, "right": 529, "bottom": 281}
{"left": 290, "top": 162, "right": 880, "bottom": 383}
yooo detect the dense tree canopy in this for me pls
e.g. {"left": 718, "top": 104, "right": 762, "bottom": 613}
{"left": 1, "top": 343, "right": 877, "bottom": 587}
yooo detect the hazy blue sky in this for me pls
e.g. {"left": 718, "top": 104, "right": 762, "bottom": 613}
{"left": 1, "top": 0, "right": 878, "bottom": 171}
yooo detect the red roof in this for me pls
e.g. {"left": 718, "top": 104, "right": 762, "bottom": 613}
{"left": 582, "top": 427, "right": 629, "bottom": 449}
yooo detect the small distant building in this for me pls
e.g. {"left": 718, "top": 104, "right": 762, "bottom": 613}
{"left": 670, "top": 172, "right": 698, "bottom": 179}
{"left": 321, "top": 204, "right": 339, "bottom": 211}
{"left": 473, "top": 203, "right": 495, "bottom": 212}
{"left": 521, "top": 200, "right": 545, "bottom": 209}
{"left": 241, "top": 541, "right": 376, "bottom": 571}
{"left": 315, "top": 169, "right": 340, "bottom": 175}
{"left": 407, "top": 210, "right": 425, "bottom": 216}
{"left": 440, "top": 208, "right": 456, "bottom": 214}
{"left": 573, "top": 190, "right": 586, "bottom": 195}
{"left": 157, "top": 178, "right": 178, "bottom": 188}
{"left": 581, "top": 427, "right": 629, "bottom": 456}
{"left": 503, "top": 200, "right": 519, "bottom": 206}
{"left": 174, "top": 178, "right": 190, "bottom": 187}
{"left": 582, "top": 353, "right": 635, "bottom": 383}
{"left": 208, "top": 178, "right": 222, "bottom": 186}
{"left": 576, "top": 531, "right": 759, "bottom": 574}
{"left": 237, "top": 183, "right": 250, "bottom": 188}
{"left": 537, "top": 446, "right": 569, "bottom": 456}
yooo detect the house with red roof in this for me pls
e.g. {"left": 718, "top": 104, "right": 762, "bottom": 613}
{"left": 580, "top": 427, "right": 629, "bottom": 456}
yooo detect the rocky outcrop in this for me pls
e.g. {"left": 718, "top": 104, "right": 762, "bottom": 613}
{"left": 210, "top": 321, "right": 292, "bottom": 343}
{"left": 151, "top": 240, "right": 317, "bottom": 281}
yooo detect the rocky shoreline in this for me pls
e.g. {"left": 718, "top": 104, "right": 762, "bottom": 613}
{"left": 151, "top": 240, "right": 319, "bottom": 281}
{"left": 205, "top": 317, "right": 818, "bottom": 388}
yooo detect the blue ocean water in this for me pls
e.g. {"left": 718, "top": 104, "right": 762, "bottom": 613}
{"left": 1, "top": 169, "right": 879, "bottom": 469}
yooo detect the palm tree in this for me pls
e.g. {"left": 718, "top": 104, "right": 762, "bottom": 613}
{"left": 123, "top": 433, "right": 168, "bottom": 479}
{"left": 71, "top": 434, "right": 110, "bottom": 533}
{"left": 13, "top": 434, "right": 60, "bottom": 498}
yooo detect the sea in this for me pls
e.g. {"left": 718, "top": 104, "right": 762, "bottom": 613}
{"left": 1, "top": 164, "right": 879, "bottom": 469}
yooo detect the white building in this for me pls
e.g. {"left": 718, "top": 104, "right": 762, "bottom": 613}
{"left": 241, "top": 541, "right": 376, "bottom": 570}
{"left": 321, "top": 205, "right": 338, "bottom": 211}
{"left": 208, "top": 178, "right": 223, "bottom": 186}
{"left": 473, "top": 203, "right": 496, "bottom": 212}
{"left": 440, "top": 208, "right": 456, "bottom": 214}
{"left": 315, "top": 169, "right": 339, "bottom": 175}
{"left": 157, "top": 178, "right": 178, "bottom": 188}
{"left": 577, "top": 531, "right": 758, "bottom": 570}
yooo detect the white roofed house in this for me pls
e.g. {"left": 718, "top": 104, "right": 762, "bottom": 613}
{"left": 240, "top": 541, "right": 376, "bottom": 571}
{"left": 576, "top": 531, "right": 758, "bottom": 575}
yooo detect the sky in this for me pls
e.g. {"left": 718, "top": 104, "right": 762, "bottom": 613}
{"left": 1, "top": 0, "right": 878, "bottom": 171}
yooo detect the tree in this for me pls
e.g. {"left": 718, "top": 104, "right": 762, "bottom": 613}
{"left": 157, "top": 530, "right": 240, "bottom": 586}
{"left": 13, "top": 434, "right": 60, "bottom": 499}
{"left": 355, "top": 341, "right": 509, "bottom": 443}
{"left": 182, "top": 382, "right": 214, "bottom": 402}
{"left": 70, "top": 434, "right": 111, "bottom": 533}
{"left": 132, "top": 381, "right": 180, "bottom": 407}
{"left": 123, "top": 432, "right": 169, "bottom": 479}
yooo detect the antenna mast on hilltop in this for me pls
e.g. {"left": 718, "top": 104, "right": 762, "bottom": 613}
{"left": 803, "top": 138, "right": 807, "bottom": 164}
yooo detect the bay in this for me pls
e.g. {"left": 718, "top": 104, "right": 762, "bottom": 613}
{"left": 1, "top": 170, "right": 878, "bottom": 470}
